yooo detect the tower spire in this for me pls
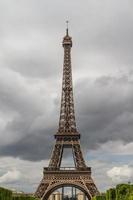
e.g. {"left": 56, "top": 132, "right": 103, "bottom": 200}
{"left": 56, "top": 23, "right": 78, "bottom": 136}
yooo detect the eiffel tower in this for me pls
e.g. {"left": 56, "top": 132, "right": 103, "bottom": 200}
{"left": 35, "top": 24, "right": 99, "bottom": 200}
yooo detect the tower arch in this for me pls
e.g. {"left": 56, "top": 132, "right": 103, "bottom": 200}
{"left": 44, "top": 183, "right": 91, "bottom": 200}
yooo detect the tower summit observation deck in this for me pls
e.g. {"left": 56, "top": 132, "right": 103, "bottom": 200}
{"left": 35, "top": 24, "right": 99, "bottom": 200}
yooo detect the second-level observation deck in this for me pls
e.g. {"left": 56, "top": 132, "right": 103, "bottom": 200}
{"left": 44, "top": 167, "right": 91, "bottom": 174}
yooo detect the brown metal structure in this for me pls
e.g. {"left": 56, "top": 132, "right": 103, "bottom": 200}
{"left": 35, "top": 27, "right": 99, "bottom": 200}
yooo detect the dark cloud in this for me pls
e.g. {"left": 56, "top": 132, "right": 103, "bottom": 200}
{"left": 0, "top": 71, "right": 133, "bottom": 161}
{"left": 0, "top": 132, "right": 52, "bottom": 161}
{"left": 76, "top": 74, "right": 133, "bottom": 149}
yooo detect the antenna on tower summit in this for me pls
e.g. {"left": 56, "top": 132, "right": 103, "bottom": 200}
{"left": 66, "top": 20, "right": 69, "bottom": 36}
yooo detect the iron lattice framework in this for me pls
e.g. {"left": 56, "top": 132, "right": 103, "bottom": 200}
{"left": 35, "top": 27, "right": 99, "bottom": 200}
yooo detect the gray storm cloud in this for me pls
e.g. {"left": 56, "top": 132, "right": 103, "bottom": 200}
{"left": 0, "top": 70, "right": 133, "bottom": 160}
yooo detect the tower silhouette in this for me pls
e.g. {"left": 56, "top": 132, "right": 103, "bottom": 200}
{"left": 35, "top": 26, "right": 99, "bottom": 200}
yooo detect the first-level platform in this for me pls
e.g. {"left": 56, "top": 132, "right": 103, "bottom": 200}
{"left": 35, "top": 167, "right": 99, "bottom": 200}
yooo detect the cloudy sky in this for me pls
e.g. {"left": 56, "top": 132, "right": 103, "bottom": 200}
{"left": 0, "top": 0, "right": 133, "bottom": 193}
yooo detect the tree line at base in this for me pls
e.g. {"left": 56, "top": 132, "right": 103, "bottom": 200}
{"left": 92, "top": 184, "right": 133, "bottom": 200}
{"left": 0, "top": 183, "right": 133, "bottom": 200}
{"left": 0, "top": 188, "right": 37, "bottom": 200}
